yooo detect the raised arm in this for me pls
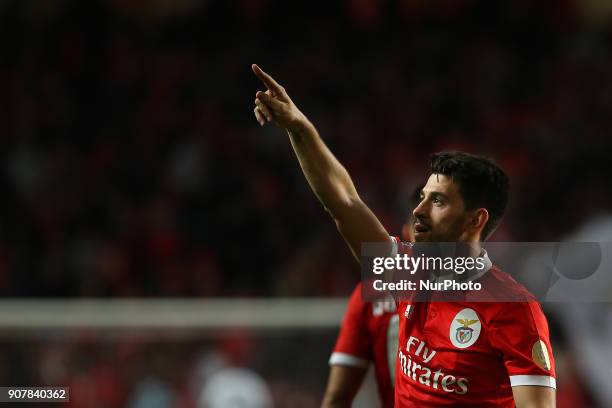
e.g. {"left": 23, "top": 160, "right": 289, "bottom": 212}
{"left": 252, "top": 64, "right": 390, "bottom": 260}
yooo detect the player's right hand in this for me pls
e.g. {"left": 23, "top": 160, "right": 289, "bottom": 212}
{"left": 252, "top": 64, "right": 306, "bottom": 130}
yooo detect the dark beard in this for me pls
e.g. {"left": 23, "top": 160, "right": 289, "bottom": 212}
{"left": 416, "top": 217, "right": 468, "bottom": 243}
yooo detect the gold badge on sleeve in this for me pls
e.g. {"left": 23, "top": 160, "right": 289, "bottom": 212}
{"left": 532, "top": 339, "right": 551, "bottom": 371}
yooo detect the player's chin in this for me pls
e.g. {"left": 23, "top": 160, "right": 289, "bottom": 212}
{"left": 413, "top": 231, "right": 431, "bottom": 242}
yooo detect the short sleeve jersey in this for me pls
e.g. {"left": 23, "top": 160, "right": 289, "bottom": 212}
{"left": 390, "top": 237, "right": 556, "bottom": 408}
{"left": 330, "top": 283, "right": 398, "bottom": 408}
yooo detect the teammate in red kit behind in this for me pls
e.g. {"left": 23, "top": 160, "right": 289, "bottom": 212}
{"left": 323, "top": 284, "right": 398, "bottom": 408}
{"left": 252, "top": 64, "right": 556, "bottom": 407}
{"left": 322, "top": 189, "right": 421, "bottom": 408}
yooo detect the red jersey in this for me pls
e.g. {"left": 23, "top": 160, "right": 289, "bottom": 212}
{"left": 391, "top": 237, "right": 556, "bottom": 407}
{"left": 330, "top": 282, "right": 397, "bottom": 408}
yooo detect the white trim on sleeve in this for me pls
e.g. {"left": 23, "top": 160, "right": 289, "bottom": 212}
{"left": 329, "top": 352, "right": 369, "bottom": 368}
{"left": 509, "top": 375, "right": 556, "bottom": 389}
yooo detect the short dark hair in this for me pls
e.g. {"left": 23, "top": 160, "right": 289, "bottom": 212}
{"left": 430, "top": 151, "right": 509, "bottom": 240}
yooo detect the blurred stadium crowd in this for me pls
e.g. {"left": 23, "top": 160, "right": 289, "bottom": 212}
{"left": 1, "top": 0, "right": 611, "bottom": 298}
{"left": 0, "top": 0, "right": 611, "bottom": 406}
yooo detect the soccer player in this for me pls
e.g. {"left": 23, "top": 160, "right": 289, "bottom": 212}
{"left": 323, "top": 283, "right": 398, "bottom": 408}
{"left": 322, "top": 189, "right": 421, "bottom": 408}
{"left": 252, "top": 64, "right": 556, "bottom": 407}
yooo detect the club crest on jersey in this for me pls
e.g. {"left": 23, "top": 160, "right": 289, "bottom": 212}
{"left": 450, "top": 308, "right": 481, "bottom": 348}
{"left": 456, "top": 320, "right": 477, "bottom": 344}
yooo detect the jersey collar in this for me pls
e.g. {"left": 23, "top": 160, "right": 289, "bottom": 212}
{"left": 430, "top": 248, "right": 492, "bottom": 283}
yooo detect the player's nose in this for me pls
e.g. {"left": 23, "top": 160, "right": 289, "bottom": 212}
{"left": 412, "top": 199, "right": 428, "bottom": 220}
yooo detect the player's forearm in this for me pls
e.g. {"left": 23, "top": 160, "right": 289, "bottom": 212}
{"left": 321, "top": 365, "right": 365, "bottom": 408}
{"left": 512, "top": 385, "right": 556, "bottom": 408}
{"left": 320, "top": 393, "right": 352, "bottom": 408}
{"left": 286, "top": 119, "right": 360, "bottom": 219}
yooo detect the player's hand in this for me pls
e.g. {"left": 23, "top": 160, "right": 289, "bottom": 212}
{"left": 252, "top": 64, "right": 306, "bottom": 130}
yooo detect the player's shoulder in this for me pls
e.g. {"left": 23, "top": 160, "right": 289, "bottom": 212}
{"left": 346, "top": 282, "right": 366, "bottom": 308}
{"left": 475, "top": 265, "right": 547, "bottom": 319}
{"left": 483, "top": 264, "right": 537, "bottom": 301}
{"left": 351, "top": 281, "right": 363, "bottom": 296}
{"left": 345, "top": 282, "right": 396, "bottom": 326}
{"left": 347, "top": 282, "right": 389, "bottom": 315}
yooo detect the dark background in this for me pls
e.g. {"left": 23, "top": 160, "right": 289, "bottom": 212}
{"left": 0, "top": 0, "right": 609, "bottom": 406}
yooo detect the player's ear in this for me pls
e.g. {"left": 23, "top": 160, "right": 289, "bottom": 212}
{"left": 471, "top": 208, "right": 489, "bottom": 231}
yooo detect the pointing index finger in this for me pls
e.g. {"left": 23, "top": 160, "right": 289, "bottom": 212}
{"left": 252, "top": 64, "right": 284, "bottom": 96}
